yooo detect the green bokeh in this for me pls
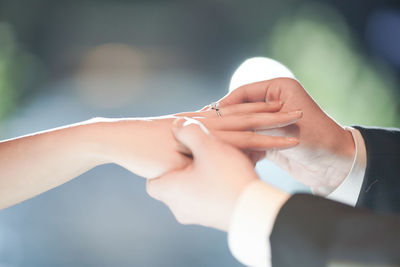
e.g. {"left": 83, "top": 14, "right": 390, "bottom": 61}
{"left": 0, "top": 22, "right": 43, "bottom": 124}
{"left": 0, "top": 23, "right": 17, "bottom": 121}
{"left": 264, "top": 3, "right": 400, "bottom": 127}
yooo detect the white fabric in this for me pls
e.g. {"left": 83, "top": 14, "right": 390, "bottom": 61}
{"left": 229, "top": 57, "right": 296, "bottom": 92}
{"left": 327, "top": 127, "right": 367, "bottom": 206}
{"left": 228, "top": 180, "right": 289, "bottom": 267}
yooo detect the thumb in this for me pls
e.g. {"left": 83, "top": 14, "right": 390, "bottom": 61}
{"left": 173, "top": 117, "right": 217, "bottom": 158}
{"left": 217, "top": 88, "right": 245, "bottom": 108}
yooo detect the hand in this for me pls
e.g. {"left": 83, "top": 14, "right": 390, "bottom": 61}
{"left": 177, "top": 101, "right": 302, "bottom": 166}
{"left": 0, "top": 100, "right": 300, "bottom": 208}
{"left": 146, "top": 118, "right": 259, "bottom": 231}
{"left": 99, "top": 102, "right": 301, "bottom": 179}
{"left": 217, "top": 78, "right": 355, "bottom": 195}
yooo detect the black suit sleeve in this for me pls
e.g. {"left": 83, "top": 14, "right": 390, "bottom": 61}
{"left": 353, "top": 126, "right": 400, "bottom": 214}
{"left": 270, "top": 194, "right": 400, "bottom": 267}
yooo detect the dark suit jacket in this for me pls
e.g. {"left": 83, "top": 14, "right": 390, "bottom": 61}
{"left": 270, "top": 127, "right": 400, "bottom": 267}
{"left": 354, "top": 126, "right": 400, "bottom": 213}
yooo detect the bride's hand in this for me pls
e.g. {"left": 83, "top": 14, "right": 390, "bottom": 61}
{"left": 97, "top": 102, "right": 302, "bottom": 179}
{"left": 0, "top": 102, "right": 301, "bottom": 209}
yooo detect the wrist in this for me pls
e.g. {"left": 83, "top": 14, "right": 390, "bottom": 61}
{"left": 89, "top": 116, "right": 188, "bottom": 178}
{"left": 312, "top": 127, "right": 356, "bottom": 195}
{"left": 331, "top": 127, "right": 356, "bottom": 187}
{"left": 326, "top": 127, "right": 367, "bottom": 205}
{"left": 335, "top": 127, "right": 356, "bottom": 159}
{"left": 73, "top": 118, "right": 119, "bottom": 166}
{"left": 87, "top": 118, "right": 143, "bottom": 165}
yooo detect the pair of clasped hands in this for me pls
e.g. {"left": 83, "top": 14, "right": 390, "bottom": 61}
{"left": 0, "top": 78, "right": 354, "bottom": 233}
{"left": 143, "top": 78, "right": 355, "bottom": 232}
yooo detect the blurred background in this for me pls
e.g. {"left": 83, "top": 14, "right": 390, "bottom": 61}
{"left": 0, "top": 0, "right": 399, "bottom": 266}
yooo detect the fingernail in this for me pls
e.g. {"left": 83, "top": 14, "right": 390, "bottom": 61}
{"left": 287, "top": 137, "right": 299, "bottom": 143}
{"left": 288, "top": 110, "right": 303, "bottom": 116}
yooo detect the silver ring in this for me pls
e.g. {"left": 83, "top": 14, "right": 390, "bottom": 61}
{"left": 210, "top": 102, "right": 222, "bottom": 117}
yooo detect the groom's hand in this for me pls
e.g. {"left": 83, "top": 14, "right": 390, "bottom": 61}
{"left": 147, "top": 117, "right": 290, "bottom": 267}
{"left": 146, "top": 118, "right": 260, "bottom": 231}
{"left": 217, "top": 78, "right": 355, "bottom": 195}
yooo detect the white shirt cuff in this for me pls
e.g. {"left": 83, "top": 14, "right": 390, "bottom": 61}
{"left": 327, "top": 127, "right": 367, "bottom": 206}
{"left": 228, "top": 180, "right": 289, "bottom": 267}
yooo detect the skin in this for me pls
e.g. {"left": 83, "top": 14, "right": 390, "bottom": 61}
{"left": 0, "top": 101, "right": 301, "bottom": 209}
{"left": 147, "top": 118, "right": 289, "bottom": 231}
{"left": 216, "top": 78, "right": 356, "bottom": 195}
{"left": 145, "top": 78, "right": 358, "bottom": 232}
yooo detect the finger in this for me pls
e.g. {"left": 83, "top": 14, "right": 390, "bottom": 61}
{"left": 217, "top": 101, "right": 282, "bottom": 116}
{"left": 146, "top": 169, "right": 187, "bottom": 201}
{"left": 218, "top": 80, "right": 272, "bottom": 107}
{"left": 201, "top": 110, "right": 303, "bottom": 131}
{"left": 213, "top": 130, "right": 299, "bottom": 151}
{"left": 182, "top": 101, "right": 282, "bottom": 118}
{"left": 202, "top": 101, "right": 282, "bottom": 117}
{"left": 172, "top": 117, "right": 218, "bottom": 158}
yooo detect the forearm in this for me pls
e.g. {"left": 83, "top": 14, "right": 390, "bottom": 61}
{"left": 0, "top": 102, "right": 301, "bottom": 209}
{"left": 0, "top": 115, "right": 190, "bottom": 209}
{"left": 0, "top": 118, "right": 117, "bottom": 209}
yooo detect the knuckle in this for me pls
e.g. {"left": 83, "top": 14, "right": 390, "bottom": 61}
{"left": 282, "top": 78, "right": 302, "bottom": 91}
{"left": 170, "top": 154, "right": 189, "bottom": 169}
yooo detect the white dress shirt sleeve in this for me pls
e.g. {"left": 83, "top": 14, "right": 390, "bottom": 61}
{"left": 228, "top": 180, "right": 289, "bottom": 267}
{"left": 228, "top": 127, "right": 367, "bottom": 267}
{"left": 326, "top": 127, "right": 367, "bottom": 206}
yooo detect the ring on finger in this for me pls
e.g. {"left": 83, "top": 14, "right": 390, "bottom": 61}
{"left": 210, "top": 102, "right": 222, "bottom": 117}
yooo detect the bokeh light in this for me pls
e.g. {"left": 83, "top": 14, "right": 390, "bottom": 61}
{"left": 0, "top": 22, "right": 44, "bottom": 129}
{"left": 75, "top": 43, "right": 149, "bottom": 109}
{"left": 0, "top": 23, "right": 18, "bottom": 123}
{"left": 265, "top": 3, "right": 400, "bottom": 127}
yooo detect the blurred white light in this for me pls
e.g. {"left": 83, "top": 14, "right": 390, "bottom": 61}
{"left": 229, "top": 57, "right": 295, "bottom": 92}
{"left": 75, "top": 43, "right": 149, "bottom": 109}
